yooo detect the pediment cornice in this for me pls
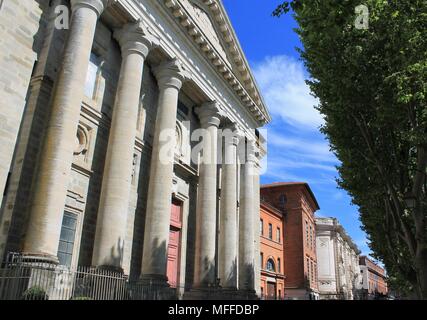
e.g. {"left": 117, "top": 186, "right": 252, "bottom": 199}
{"left": 163, "top": 0, "right": 271, "bottom": 125}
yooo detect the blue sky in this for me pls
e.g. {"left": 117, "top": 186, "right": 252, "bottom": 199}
{"left": 223, "top": 0, "right": 371, "bottom": 256}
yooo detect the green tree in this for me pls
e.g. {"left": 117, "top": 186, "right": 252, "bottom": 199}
{"left": 274, "top": 0, "right": 427, "bottom": 298}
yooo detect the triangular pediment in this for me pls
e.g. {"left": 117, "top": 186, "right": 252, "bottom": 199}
{"left": 163, "top": 0, "right": 271, "bottom": 125}
{"left": 181, "top": 0, "right": 230, "bottom": 65}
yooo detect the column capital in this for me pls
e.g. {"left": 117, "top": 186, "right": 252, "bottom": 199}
{"left": 245, "top": 138, "right": 257, "bottom": 164}
{"left": 71, "top": 0, "right": 108, "bottom": 17}
{"left": 227, "top": 124, "right": 245, "bottom": 146}
{"left": 153, "top": 58, "right": 191, "bottom": 91}
{"left": 114, "top": 21, "right": 160, "bottom": 59}
{"left": 233, "top": 127, "right": 245, "bottom": 145}
{"left": 195, "top": 101, "right": 223, "bottom": 128}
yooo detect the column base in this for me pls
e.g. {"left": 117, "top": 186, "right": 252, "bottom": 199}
{"left": 237, "top": 289, "right": 259, "bottom": 300}
{"left": 139, "top": 274, "right": 169, "bottom": 287}
{"left": 95, "top": 264, "right": 124, "bottom": 274}
{"left": 20, "top": 253, "right": 59, "bottom": 265}
{"left": 183, "top": 287, "right": 258, "bottom": 300}
{"left": 136, "top": 274, "right": 176, "bottom": 300}
{"left": 183, "top": 287, "right": 223, "bottom": 300}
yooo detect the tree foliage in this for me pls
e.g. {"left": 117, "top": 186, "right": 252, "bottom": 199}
{"left": 274, "top": 0, "right": 427, "bottom": 298}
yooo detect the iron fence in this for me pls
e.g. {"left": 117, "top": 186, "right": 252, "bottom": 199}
{"left": 0, "top": 254, "right": 178, "bottom": 300}
{"left": 0, "top": 253, "right": 260, "bottom": 300}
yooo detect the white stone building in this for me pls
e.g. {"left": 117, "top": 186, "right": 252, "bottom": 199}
{"left": 0, "top": 0, "right": 270, "bottom": 299}
{"left": 315, "top": 217, "right": 361, "bottom": 300}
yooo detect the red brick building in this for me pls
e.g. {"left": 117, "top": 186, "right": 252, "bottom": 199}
{"left": 359, "top": 256, "right": 388, "bottom": 299}
{"left": 261, "top": 182, "right": 320, "bottom": 300}
{"left": 260, "top": 201, "right": 285, "bottom": 299}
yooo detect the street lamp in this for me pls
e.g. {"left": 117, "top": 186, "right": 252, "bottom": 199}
{"left": 403, "top": 191, "right": 416, "bottom": 209}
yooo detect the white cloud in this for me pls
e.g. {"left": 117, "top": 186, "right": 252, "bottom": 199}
{"left": 254, "top": 54, "right": 371, "bottom": 257}
{"left": 253, "top": 55, "right": 323, "bottom": 130}
{"left": 253, "top": 55, "right": 338, "bottom": 184}
{"left": 267, "top": 130, "right": 337, "bottom": 164}
{"left": 264, "top": 158, "right": 337, "bottom": 186}
{"left": 332, "top": 191, "right": 345, "bottom": 200}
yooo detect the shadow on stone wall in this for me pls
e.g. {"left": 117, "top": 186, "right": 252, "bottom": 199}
{"left": 0, "top": 0, "right": 67, "bottom": 258}
{"left": 128, "top": 153, "right": 150, "bottom": 280}
{"left": 78, "top": 35, "right": 122, "bottom": 267}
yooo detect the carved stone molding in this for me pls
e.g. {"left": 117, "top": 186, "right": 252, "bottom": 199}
{"left": 114, "top": 20, "right": 160, "bottom": 58}
{"left": 180, "top": 0, "right": 228, "bottom": 63}
{"left": 74, "top": 125, "right": 89, "bottom": 156}
{"left": 153, "top": 58, "right": 192, "bottom": 91}
{"left": 163, "top": 0, "right": 270, "bottom": 125}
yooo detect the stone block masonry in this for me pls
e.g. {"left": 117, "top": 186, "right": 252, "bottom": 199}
{"left": 0, "top": 0, "right": 46, "bottom": 212}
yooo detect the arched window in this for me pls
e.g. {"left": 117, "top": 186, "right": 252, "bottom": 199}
{"left": 266, "top": 259, "right": 276, "bottom": 272}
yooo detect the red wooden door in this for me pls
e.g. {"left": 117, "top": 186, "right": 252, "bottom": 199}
{"left": 167, "top": 200, "right": 182, "bottom": 288}
{"left": 267, "top": 282, "right": 277, "bottom": 300}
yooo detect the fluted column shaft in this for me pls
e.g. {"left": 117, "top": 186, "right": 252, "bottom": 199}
{"left": 141, "top": 60, "right": 189, "bottom": 284}
{"left": 23, "top": 0, "right": 107, "bottom": 261}
{"left": 218, "top": 130, "right": 241, "bottom": 289}
{"left": 193, "top": 102, "right": 221, "bottom": 288}
{"left": 92, "top": 23, "right": 159, "bottom": 271}
{"left": 239, "top": 140, "right": 256, "bottom": 291}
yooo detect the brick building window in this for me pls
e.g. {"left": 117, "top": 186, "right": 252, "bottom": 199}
{"left": 260, "top": 252, "right": 264, "bottom": 269}
{"left": 260, "top": 219, "right": 264, "bottom": 236}
{"left": 312, "top": 229, "right": 316, "bottom": 249}
{"left": 57, "top": 212, "right": 78, "bottom": 268}
{"left": 278, "top": 258, "right": 281, "bottom": 273}
{"left": 268, "top": 223, "right": 273, "bottom": 239}
{"left": 315, "top": 263, "right": 318, "bottom": 283}
{"left": 311, "top": 261, "right": 314, "bottom": 283}
{"left": 279, "top": 194, "right": 287, "bottom": 209}
{"left": 305, "top": 220, "right": 309, "bottom": 246}
{"left": 309, "top": 225, "right": 313, "bottom": 249}
{"left": 276, "top": 227, "right": 281, "bottom": 242}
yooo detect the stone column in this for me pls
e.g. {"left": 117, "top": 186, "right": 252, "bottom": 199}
{"left": 141, "top": 59, "right": 190, "bottom": 285}
{"left": 23, "top": 0, "right": 107, "bottom": 262}
{"left": 253, "top": 156, "right": 261, "bottom": 296}
{"left": 218, "top": 125, "right": 242, "bottom": 290}
{"left": 239, "top": 139, "right": 256, "bottom": 292}
{"left": 92, "top": 22, "right": 159, "bottom": 271}
{"left": 193, "top": 102, "right": 222, "bottom": 288}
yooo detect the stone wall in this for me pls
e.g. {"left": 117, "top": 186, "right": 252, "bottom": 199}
{"left": 0, "top": 0, "right": 50, "bottom": 258}
{"left": 0, "top": 0, "right": 46, "bottom": 208}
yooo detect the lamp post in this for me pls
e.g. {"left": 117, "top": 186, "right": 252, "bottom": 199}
{"left": 403, "top": 192, "right": 416, "bottom": 209}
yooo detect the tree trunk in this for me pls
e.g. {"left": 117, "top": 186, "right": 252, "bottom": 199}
{"left": 415, "top": 246, "right": 427, "bottom": 299}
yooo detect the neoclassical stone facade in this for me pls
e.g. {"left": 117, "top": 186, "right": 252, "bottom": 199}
{"left": 315, "top": 217, "right": 361, "bottom": 300}
{"left": 0, "top": 0, "right": 270, "bottom": 298}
